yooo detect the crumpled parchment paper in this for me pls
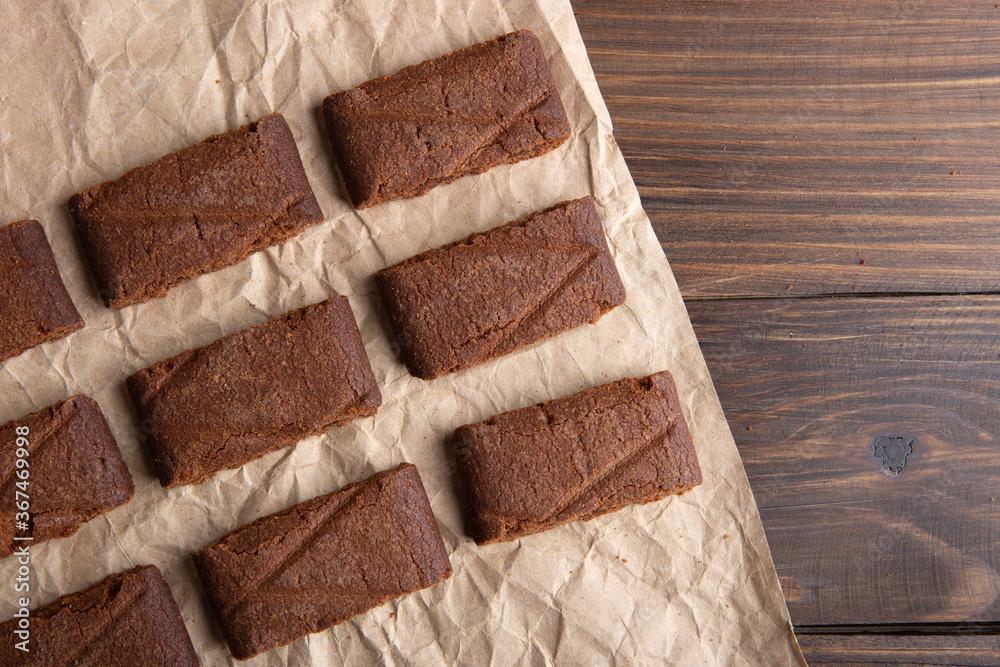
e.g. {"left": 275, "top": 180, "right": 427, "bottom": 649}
{"left": 0, "top": 0, "right": 806, "bottom": 664}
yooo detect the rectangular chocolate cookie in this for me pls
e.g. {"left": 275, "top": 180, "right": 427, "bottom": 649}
{"left": 452, "top": 371, "right": 703, "bottom": 544}
{"left": 376, "top": 196, "right": 626, "bottom": 379}
{"left": 0, "top": 395, "right": 134, "bottom": 558}
{"left": 0, "top": 219, "right": 83, "bottom": 363}
{"left": 126, "top": 297, "right": 381, "bottom": 487}
{"left": 193, "top": 463, "right": 452, "bottom": 660}
{"left": 68, "top": 113, "right": 324, "bottom": 308}
{"left": 322, "top": 29, "right": 570, "bottom": 209}
{"left": 0, "top": 564, "right": 200, "bottom": 664}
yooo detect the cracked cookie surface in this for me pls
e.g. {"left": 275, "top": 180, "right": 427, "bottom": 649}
{"left": 0, "top": 564, "right": 199, "bottom": 665}
{"left": 452, "top": 371, "right": 703, "bottom": 544}
{"left": 322, "top": 29, "right": 570, "bottom": 209}
{"left": 376, "top": 196, "right": 626, "bottom": 379}
{"left": 0, "top": 219, "right": 83, "bottom": 362}
{"left": 68, "top": 113, "right": 323, "bottom": 308}
{"left": 193, "top": 463, "right": 452, "bottom": 661}
{"left": 0, "top": 395, "right": 134, "bottom": 558}
{"left": 126, "top": 297, "right": 381, "bottom": 488}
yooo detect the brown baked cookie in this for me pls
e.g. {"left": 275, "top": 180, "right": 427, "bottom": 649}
{"left": 0, "top": 219, "right": 83, "bottom": 363}
{"left": 452, "top": 371, "right": 703, "bottom": 544}
{"left": 126, "top": 297, "right": 381, "bottom": 488}
{"left": 376, "top": 196, "right": 626, "bottom": 380}
{"left": 0, "top": 395, "right": 134, "bottom": 559}
{"left": 322, "top": 29, "right": 570, "bottom": 208}
{"left": 193, "top": 463, "right": 452, "bottom": 661}
{"left": 68, "top": 113, "right": 324, "bottom": 308}
{"left": 0, "top": 564, "right": 200, "bottom": 665}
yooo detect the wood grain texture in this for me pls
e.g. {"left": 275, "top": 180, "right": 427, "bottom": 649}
{"left": 798, "top": 633, "right": 1000, "bottom": 667}
{"left": 574, "top": 0, "right": 1000, "bottom": 298}
{"left": 687, "top": 295, "right": 1000, "bottom": 625}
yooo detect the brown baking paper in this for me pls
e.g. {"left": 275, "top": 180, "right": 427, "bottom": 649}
{"left": 0, "top": 0, "right": 805, "bottom": 664}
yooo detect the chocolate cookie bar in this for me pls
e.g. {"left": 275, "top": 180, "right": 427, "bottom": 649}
{"left": 0, "top": 219, "right": 83, "bottom": 363}
{"left": 322, "top": 29, "right": 570, "bottom": 208}
{"left": 68, "top": 113, "right": 324, "bottom": 308}
{"left": 0, "top": 395, "right": 134, "bottom": 558}
{"left": 376, "top": 196, "right": 626, "bottom": 379}
{"left": 126, "top": 297, "right": 381, "bottom": 488}
{"left": 0, "top": 564, "right": 200, "bottom": 664}
{"left": 452, "top": 371, "right": 702, "bottom": 544}
{"left": 193, "top": 463, "right": 452, "bottom": 660}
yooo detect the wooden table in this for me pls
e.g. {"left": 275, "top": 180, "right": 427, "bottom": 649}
{"left": 572, "top": 1, "right": 1000, "bottom": 664}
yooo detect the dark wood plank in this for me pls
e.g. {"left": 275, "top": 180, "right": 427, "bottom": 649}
{"left": 687, "top": 295, "right": 1000, "bottom": 625}
{"left": 574, "top": 0, "right": 1000, "bottom": 298}
{"left": 798, "top": 633, "right": 1000, "bottom": 667}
